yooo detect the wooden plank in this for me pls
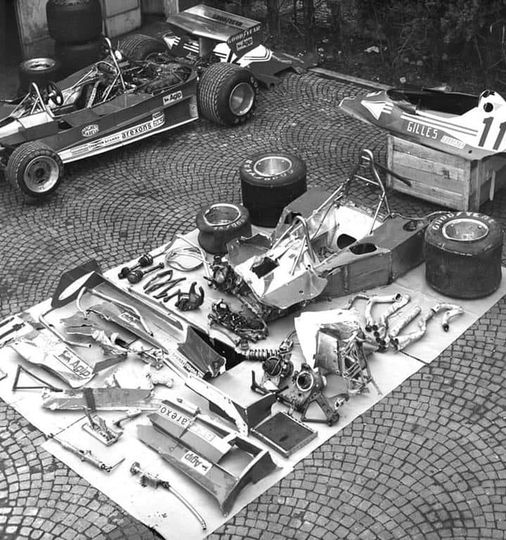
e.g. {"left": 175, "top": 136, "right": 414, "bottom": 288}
{"left": 390, "top": 161, "right": 467, "bottom": 195}
{"left": 392, "top": 136, "right": 467, "bottom": 169}
{"left": 392, "top": 152, "right": 469, "bottom": 182}
{"left": 389, "top": 177, "right": 465, "bottom": 209}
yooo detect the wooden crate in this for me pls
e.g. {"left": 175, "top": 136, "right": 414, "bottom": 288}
{"left": 386, "top": 135, "right": 506, "bottom": 210}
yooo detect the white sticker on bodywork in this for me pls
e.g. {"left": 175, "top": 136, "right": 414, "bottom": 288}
{"left": 163, "top": 91, "right": 183, "bottom": 106}
{"left": 181, "top": 451, "right": 212, "bottom": 475}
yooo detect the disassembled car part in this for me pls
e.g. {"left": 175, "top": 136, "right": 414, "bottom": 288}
{"left": 130, "top": 461, "right": 207, "bottom": 531}
{"left": 390, "top": 302, "right": 464, "bottom": 350}
{"left": 278, "top": 363, "right": 347, "bottom": 426}
{"left": 223, "top": 152, "right": 429, "bottom": 320}
{"left": 118, "top": 253, "right": 154, "bottom": 280}
{"left": 208, "top": 300, "right": 268, "bottom": 342}
{"left": 42, "top": 387, "right": 157, "bottom": 411}
{"left": 82, "top": 408, "right": 123, "bottom": 446}
{"left": 251, "top": 411, "right": 317, "bottom": 458}
{"left": 11, "top": 329, "right": 95, "bottom": 388}
{"left": 11, "top": 364, "right": 63, "bottom": 392}
{"left": 167, "top": 282, "right": 205, "bottom": 311}
{"left": 48, "top": 434, "right": 124, "bottom": 472}
{"left": 137, "top": 398, "right": 277, "bottom": 515}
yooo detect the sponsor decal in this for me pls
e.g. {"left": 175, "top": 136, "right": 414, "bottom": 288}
{"left": 55, "top": 348, "right": 92, "bottom": 378}
{"left": 235, "top": 36, "right": 254, "bottom": 51}
{"left": 81, "top": 124, "right": 99, "bottom": 137}
{"left": 163, "top": 91, "right": 183, "bottom": 106}
{"left": 441, "top": 135, "right": 465, "bottom": 149}
{"left": 406, "top": 121, "right": 438, "bottom": 139}
{"left": 70, "top": 113, "right": 165, "bottom": 157}
{"left": 181, "top": 451, "right": 212, "bottom": 475}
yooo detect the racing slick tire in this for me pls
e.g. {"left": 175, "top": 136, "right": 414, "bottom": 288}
{"left": 196, "top": 203, "right": 252, "bottom": 255}
{"left": 118, "top": 34, "right": 167, "bottom": 61}
{"left": 198, "top": 63, "right": 258, "bottom": 126}
{"left": 424, "top": 212, "right": 503, "bottom": 299}
{"left": 6, "top": 142, "right": 64, "bottom": 199}
{"left": 55, "top": 39, "right": 103, "bottom": 77}
{"left": 239, "top": 151, "right": 307, "bottom": 227}
{"left": 46, "top": 0, "right": 102, "bottom": 44}
{"left": 18, "top": 58, "right": 61, "bottom": 93}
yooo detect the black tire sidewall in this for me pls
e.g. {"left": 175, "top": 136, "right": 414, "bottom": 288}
{"left": 424, "top": 211, "right": 503, "bottom": 298}
{"left": 240, "top": 152, "right": 306, "bottom": 188}
{"left": 214, "top": 69, "right": 258, "bottom": 126}
{"left": 6, "top": 143, "right": 64, "bottom": 198}
{"left": 424, "top": 212, "right": 502, "bottom": 255}
{"left": 55, "top": 39, "right": 103, "bottom": 77}
{"left": 240, "top": 151, "right": 307, "bottom": 227}
{"left": 46, "top": 0, "right": 102, "bottom": 43}
{"left": 196, "top": 203, "right": 252, "bottom": 254}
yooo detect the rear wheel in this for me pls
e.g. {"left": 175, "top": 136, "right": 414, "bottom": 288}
{"left": 6, "top": 142, "right": 64, "bottom": 198}
{"left": 118, "top": 34, "right": 167, "bottom": 61}
{"left": 198, "top": 63, "right": 258, "bottom": 126}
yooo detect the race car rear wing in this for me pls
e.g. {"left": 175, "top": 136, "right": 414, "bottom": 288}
{"left": 166, "top": 4, "right": 262, "bottom": 57}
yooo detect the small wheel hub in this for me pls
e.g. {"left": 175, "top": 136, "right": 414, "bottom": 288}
{"left": 253, "top": 156, "right": 292, "bottom": 178}
{"left": 203, "top": 203, "right": 241, "bottom": 228}
{"left": 24, "top": 156, "right": 60, "bottom": 193}
{"left": 229, "top": 82, "right": 255, "bottom": 117}
{"left": 442, "top": 218, "right": 489, "bottom": 242}
{"left": 24, "top": 58, "right": 56, "bottom": 71}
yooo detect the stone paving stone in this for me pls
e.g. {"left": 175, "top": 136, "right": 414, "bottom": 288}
{"left": 1, "top": 63, "right": 506, "bottom": 540}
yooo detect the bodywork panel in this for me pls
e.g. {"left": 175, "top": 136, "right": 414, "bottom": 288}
{"left": 339, "top": 87, "right": 506, "bottom": 160}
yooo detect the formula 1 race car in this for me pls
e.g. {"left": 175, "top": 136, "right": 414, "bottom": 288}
{"left": 339, "top": 87, "right": 506, "bottom": 160}
{"left": 119, "top": 5, "right": 310, "bottom": 89}
{"left": 0, "top": 37, "right": 258, "bottom": 199}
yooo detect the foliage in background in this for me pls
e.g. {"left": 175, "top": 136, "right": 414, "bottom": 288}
{"left": 221, "top": 0, "right": 506, "bottom": 91}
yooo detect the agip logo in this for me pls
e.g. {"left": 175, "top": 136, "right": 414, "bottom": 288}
{"left": 81, "top": 124, "right": 99, "bottom": 137}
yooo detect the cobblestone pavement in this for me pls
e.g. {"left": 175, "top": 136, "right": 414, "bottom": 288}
{"left": 0, "top": 66, "right": 505, "bottom": 540}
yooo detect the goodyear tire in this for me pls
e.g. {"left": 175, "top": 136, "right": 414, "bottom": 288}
{"left": 18, "top": 58, "right": 61, "bottom": 93}
{"left": 118, "top": 34, "right": 167, "bottom": 61}
{"left": 196, "top": 203, "right": 252, "bottom": 255}
{"left": 240, "top": 151, "right": 307, "bottom": 227}
{"left": 424, "top": 212, "right": 503, "bottom": 299}
{"left": 6, "top": 142, "right": 64, "bottom": 199}
{"left": 46, "top": 0, "right": 102, "bottom": 44}
{"left": 55, "top": 39, "right": 103, "bottom": 77}
{"left": 198, "top": 63, "right": 258, "bottom": 126}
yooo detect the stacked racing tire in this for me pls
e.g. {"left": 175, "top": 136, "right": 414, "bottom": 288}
{"left": 46, "top": 0, "right": 103, "bottom": 77}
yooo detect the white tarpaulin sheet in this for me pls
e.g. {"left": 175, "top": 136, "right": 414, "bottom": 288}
{"left": 0, "top": 255, "right": 504, "bottom": 539}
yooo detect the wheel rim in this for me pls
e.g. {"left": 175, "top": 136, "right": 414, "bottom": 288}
{"left": 203, "top": 203, "right": 241, "bottom": 228}
{"left": 253, "top": 155, "right": 292, "bottom": 178}
{"left": 442, "top": 218, "right": 489, "bottom": 242}
{"left": 24, "top": 156, "right": 60, "bottom": 193}
{"left": 229, "top": 82, "right": 255, "bottom": 117}
{"left": 23, "top": 58, "right": 56, "bottom": 71}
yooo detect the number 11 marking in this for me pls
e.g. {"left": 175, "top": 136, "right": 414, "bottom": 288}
{"left": 478, "top": 117, "right": 506, "bottom": 149}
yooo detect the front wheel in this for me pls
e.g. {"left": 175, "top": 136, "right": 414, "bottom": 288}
{"left": 198, "top": 63, "right": 258, "bottom": 126}
{"left": 6, "top": 142, "right": 64, "bottom": 198}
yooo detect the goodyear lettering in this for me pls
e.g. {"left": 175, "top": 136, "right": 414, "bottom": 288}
{"left": 406, "top": 121, "right": 438, "bottom": 139}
